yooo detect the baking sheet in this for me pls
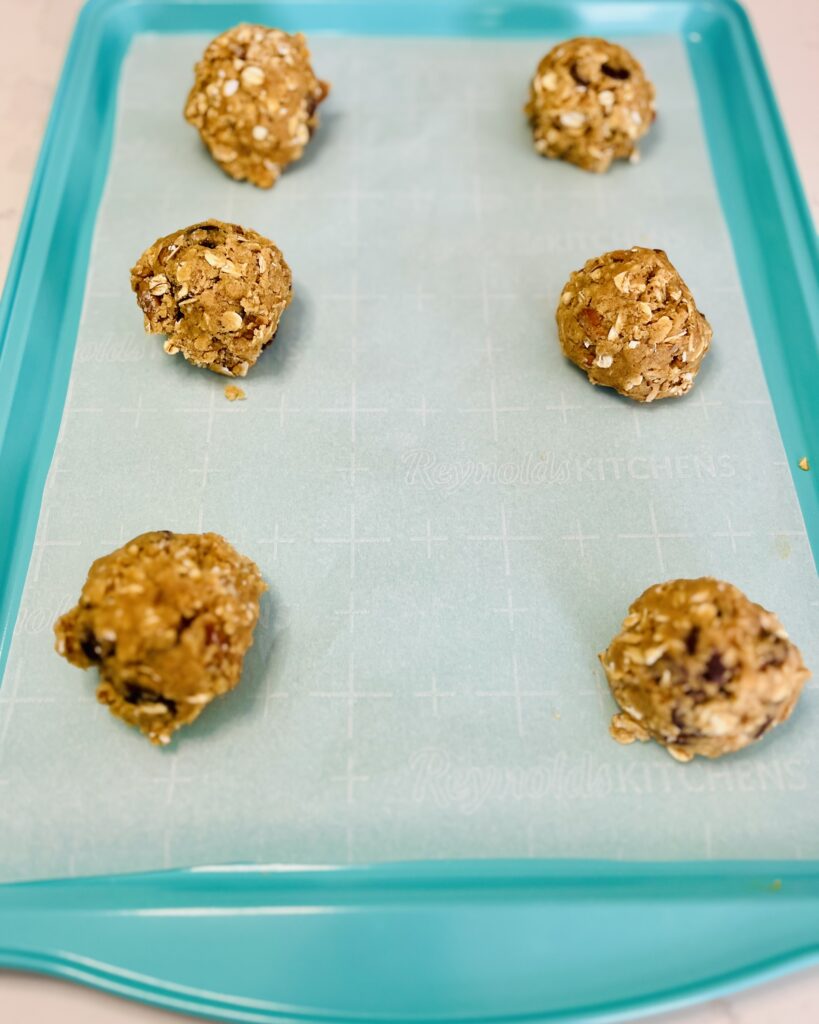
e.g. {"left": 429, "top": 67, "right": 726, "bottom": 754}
{"left": 0, "top": 33, "right": 817, "bottom": 883}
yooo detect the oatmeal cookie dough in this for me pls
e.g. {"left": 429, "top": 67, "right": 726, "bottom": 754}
{"left": 556, "top": 246, "right": 712, "bottom": 401}
{"left": 131, "top": 219, "right": 292, "bottom": 377}
{"left": 600, "top": 578, "right": 810, "bottom": 762}
{"left": 525, "top": 37, "right": 655, "bottom": 173}
{"left": 185, "top": 23, "right": 329, "bottom": 188}
{"left": 54, "top": 531, "right": 267, "bottom": 745}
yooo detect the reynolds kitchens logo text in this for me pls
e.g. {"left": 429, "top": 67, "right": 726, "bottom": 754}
{"left": 401, "top": 448, "right": 734, "bottom": 494}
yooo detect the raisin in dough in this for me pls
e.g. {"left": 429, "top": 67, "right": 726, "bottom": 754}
{"left": 54, "top": 531, "right": 267, "bottom": 745}
{"left": 131, "top": 219, "right": 292, "bottom": 377}
{"left": 184, "top": 23, "right": 329, "bottom": 188}
{"left": 525, "top": 37, "right": 655, "bottom": 173}
{"left": 556, "top": 246, "right": 712, "bottom": 401}
{"left": 600, "top": 578, "right": 810, "bottom": 762}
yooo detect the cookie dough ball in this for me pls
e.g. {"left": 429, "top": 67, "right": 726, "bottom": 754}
{"left": 556, "top": 246, "right": 712, "bottom": 401}
{"left": 54, "top": 531, "right": 267, "bottom": 745}
{"left": 600, "top": 578, "right": 810, "bottom": 762}
{"left": 131, "top": 219, "right": 292, "bottom": 377}
{"left": 525, "top": 37, "right": 655, "bottom": 172}
{"left": 184, "top": 23, "right": 329, "bottom": 188}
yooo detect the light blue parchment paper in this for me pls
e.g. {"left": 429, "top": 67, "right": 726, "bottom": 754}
{"left": 0, "top": 34, "right": 816, "bottom": 882}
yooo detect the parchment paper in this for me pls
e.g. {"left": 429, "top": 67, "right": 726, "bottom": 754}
{"left": 0, "top": 34, "right": 816, "bottom": 882}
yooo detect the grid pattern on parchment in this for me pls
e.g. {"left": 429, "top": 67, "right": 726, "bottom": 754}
{"left": 0, "top": 34, "right": 817, "bottom": 883}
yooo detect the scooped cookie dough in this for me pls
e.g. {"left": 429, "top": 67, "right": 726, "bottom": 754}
{"left": 600, "top": 578, "right": 810, "bottom": 762}
{"left": 556, "top": 246, "right": 712, "bottom": 401}
{"left": 525, "top": 37, "right": 655, "bottom": 173}
{"left": 185, "top": 23, "right": 330, "bottom": 188}
{"left": 131, "top": 219, "right": 292, "bottom": 377}
{"left": 54, "top": 531, "right": 267, "bottom": 745}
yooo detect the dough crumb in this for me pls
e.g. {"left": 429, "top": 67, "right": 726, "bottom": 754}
{"left": 525, "top": 37, "right": 656, "bottom": 173}
{"left": 184, "top": 23, "right": 330, "bottom": 188}
{"left": 54, "top": 531, "right": 267, "bottom": 745}
{"left": 798, "top": 456, "right": 810, "bottom": 471}
{"left": 225, "top": 384, "right": 247, "bottom": 402}
{"left": 600, "top": 578, "right": 810, "bottom": 761}
{"left": 609, "top": 711, "right": 648, "bottom": 745}
{"left": 556, "top": 246, "right": 712, "bottom": 401}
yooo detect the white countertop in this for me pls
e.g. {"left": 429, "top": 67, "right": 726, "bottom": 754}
{"left": 0, "top": 0, "right": 816, "bottom": 1021}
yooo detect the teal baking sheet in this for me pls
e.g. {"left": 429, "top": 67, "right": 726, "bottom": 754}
{"left": 0, "top": 1, "right": 817, "bottom": 1022}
